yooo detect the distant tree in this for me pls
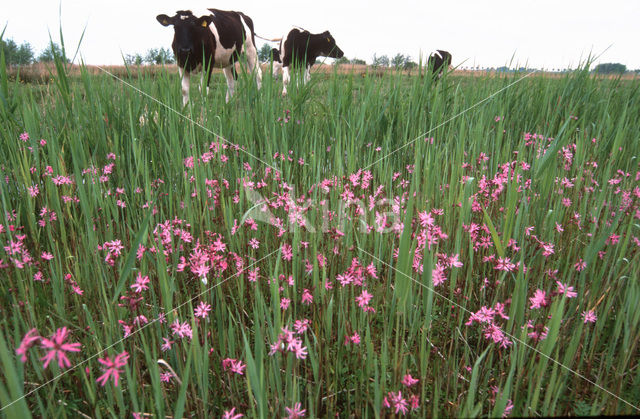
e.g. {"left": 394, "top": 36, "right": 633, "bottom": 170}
{"left": 351, "top": 58, "right": 366, "bottom": 65}
{"left": 391, "top": 53, "right": 406, "bottom": 69}
{"left": 0, "top": 38, "right": 35, "bottom": 65}
{"left": 258, "top": 44, "right": 272, "bottom": 62}
{"left": 144, "top": 47, "right": 174, "bottom": 64}
{"left": 124, "top": 53, "right": 144, "bottom": 66}
{"left": 38, "top": 42, "right": 69, "bottom": 63}
{"left": 15, "top": 43, "right": 34, "bottom": 65}
{"left": 593, "top": 63, "right": 627, "bottom": 74}
{"left": 372, "top": 54, "right": 389, "bottom": 67}
{"left": 402, "top": 56, "right": 417, "bottom": 70}
{"left": 334, "top": 56, "right": 350, "bottom": 65}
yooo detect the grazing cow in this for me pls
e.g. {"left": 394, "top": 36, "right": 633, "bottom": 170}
{"left": 270, "top": 48, "right": 282, "bottom": 77}
{"left": 156, "top": 9, "right": 262, "bottom": 106}
{"left": 427, "top": 50, "right": 452, "bottom": 78}
{"left": 278, "top": 28, "right": 344, "bottom": 95}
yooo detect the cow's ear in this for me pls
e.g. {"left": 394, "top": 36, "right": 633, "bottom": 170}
{"left": 196, "top": 16, "right": 213, "bottom": 28}
{"left": 157, "top": 14, "right": 173, "bottom": 26}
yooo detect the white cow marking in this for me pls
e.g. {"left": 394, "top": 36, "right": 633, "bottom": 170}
{"left": 179, "top": 67, "right": 190, "bottom": 106}
{"left": 239, "top": 14, "right": 262, "bottom": 89}
{"left": 207, "top": 18, "right": 236, "bottom": 67}
{"left": 223, "top": 67, "right": 235, "bottom": 103}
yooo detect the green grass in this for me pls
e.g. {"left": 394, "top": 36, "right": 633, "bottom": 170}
{"left": 0, "top": 52, "right": 639, "bottom": 418}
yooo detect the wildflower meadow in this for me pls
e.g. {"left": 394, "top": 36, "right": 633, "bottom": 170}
{"left": 0, "top": 47, "right": 639, "bottom": 418}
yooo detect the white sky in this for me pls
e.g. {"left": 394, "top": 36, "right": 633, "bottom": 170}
{"left": 2, "top": 0, "right": 639, "bottom": 70}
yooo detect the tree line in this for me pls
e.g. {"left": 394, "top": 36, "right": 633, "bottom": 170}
{"left": 0, "top": 38, "right": 70, "bottom": 65}
{"left": 3, "top": 37, "right": 638, "bottom": 75}
{"left": 257, "top": 44, "right": 415, "bottom": 69}
{"left": 0, "top": 37, "right": 175, "bottom": 66}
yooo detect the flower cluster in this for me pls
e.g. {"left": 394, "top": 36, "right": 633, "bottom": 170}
{"left": 268, "top": 326, "right": 308, "bottom": 360}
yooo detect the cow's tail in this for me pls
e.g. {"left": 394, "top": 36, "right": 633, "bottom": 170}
{"left": 255, "top": 34, "right": 282, "bottom": 42}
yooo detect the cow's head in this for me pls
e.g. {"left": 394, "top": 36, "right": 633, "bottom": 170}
{"left": 156, "top": 10, "right": 214, "bottom": 70}
{"left": 320, "top": 31, "right": 344, "bottom": 59}
{"left": 271, "top": 48, "right": 281, "bottom": 63}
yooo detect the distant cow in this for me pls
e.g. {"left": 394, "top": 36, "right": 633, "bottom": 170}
{"left": 278, "top": 28, "right": 344, "bottom": 95}
{"left": 428, "top": 50, "right": 452, "bottom": 78}
{"left": 156, "top": 9, "right": 262, "bottom": 106}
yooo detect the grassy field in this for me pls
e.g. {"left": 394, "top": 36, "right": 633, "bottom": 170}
{"left": 0, "top": 54, "right": 639, "bottom": 418}
{"left": 6, "top": 62, "right": 639, "bottom": 84}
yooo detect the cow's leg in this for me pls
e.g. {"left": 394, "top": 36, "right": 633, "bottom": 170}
{"left": 273, "top": 61, "right": 282, "bottom": 78}
{"left": 199, "top": 61, "right": 212, "bottom": 96}
{"left": 303, "top": 66, "right": 311, "bottom": 84}
{"left": 282, "top": 66, "right": 290, "bottom": 96}
{"left": 179, "top": 67, "right": 190, "bottom": 106}
{"left": 237, "top": 15, "right": 262, "bottom": 90}
{"left": 199, "top": 72, "right": 208, "bottom": 95}
{"left": 223, "top": 67, "right": 236, "bottom": 103}
{"left": 245, "top": 46, "right": 262, "bottom": 90}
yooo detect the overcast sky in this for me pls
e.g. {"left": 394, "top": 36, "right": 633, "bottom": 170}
{"left": 3, "top": 0, "right": 639, "bottom": 70}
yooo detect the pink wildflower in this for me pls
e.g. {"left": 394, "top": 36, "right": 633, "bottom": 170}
{"left": 284, "top": 403, "right": 306, "bottom": 419}
{"left": 355, "top": 289, "right": 373, "bottom": 308}
{"left": 161, "top": 337, "right": 174, "bottom": 351}
{"left": 529, "top": 289, "right": 547, "bottom": 309}
{"left": 222, "top": 358, "right": 246, "bottom": 375}
{"left": 503, "top": 399, "right": 514, "bottom": 417}
{"left": 290, "top": 339, "right": 308, "bottom": 359}
{"left": 96, "top": 351, "right": 129, "bottom": 387}
{"left": 431, "top": 263, "right": 447, "bottom": 286}
{"left": 418, "top": 211, "right": 434, "bottom": 227}
{"left": 130, "top": 272, "right": 150, "bottom": 293}
{"left": 28, "top": 185, "right": 39, "bottom": 197}
{"left": 280, "top": 298, "right": 291, "bottom": 310}
{"left": 301, "top": 289, "right": 313, "bottom": 305}
{"left": 294, "top": 319, "right": 311, "bottom": 334}
{"left": 194, "top": 301, "right": 212, "bottom": 318}
{"left": 222, "top": 407, "right": 244, "bottom": 419}
{"left": 495, "top": 257, "right": 515, "bottom": 272}
{"left": 40, "top": 327, "right": 81, "bottom": 369}
{"left": 281, "top": 243, "right": 293, "bottom": 261}
{"left": 171, "top": 320, "right": 193, "bottom": 339}
{"left": 556, "top": 281, "right": 577, "bottom": 298}
{"left": 541, "top": 242, "right": 555, "bottom": 257}
{"left": 16, "top": 328, "right": 40, "bottom": 362}
{"left": 582, "top": 310, "right": 597, "bottom": 323}
{"left": 384, "top": 391, "right": 409, "bottom": 415}
{"left": 402, "top": 373, "right": 419, "bottom": 387}
{"left": 409, "top": 394, "right": 420, "bottom": 410}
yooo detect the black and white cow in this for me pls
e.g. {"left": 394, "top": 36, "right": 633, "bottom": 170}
{"left": 427, "top": 50, "right": 452, "bottom": 78}
{"left": 156, "top": 9, "right": 262, "bottom": 106}
{"left": 278, "top": 28, "right": 344, "bottom": 95}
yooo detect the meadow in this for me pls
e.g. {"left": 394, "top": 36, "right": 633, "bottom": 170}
{"left": 0, "top": 54, "right": 639, "bottom": 418}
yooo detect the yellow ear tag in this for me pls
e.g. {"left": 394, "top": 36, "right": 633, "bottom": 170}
{"left": 162, "top": 19, "right": 169, "bottom": 25}
{"left": 201, "top": 20, "right": 209, "bottom": 28}
{"left": 327, "top": 38, "right": 331, "bottom": 43}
